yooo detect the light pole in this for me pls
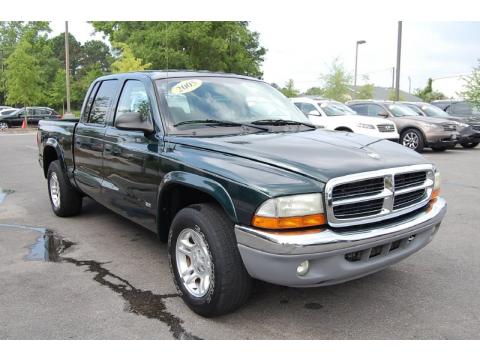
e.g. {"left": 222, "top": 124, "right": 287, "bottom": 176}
{"left": 64, "top": 21, "right": 73, "bottom": 118}
{"left": 354, "top": 40, "right": 366, "bottom": 89}
{"left": 395, "top": 21, "right": 402, "bottom": 101}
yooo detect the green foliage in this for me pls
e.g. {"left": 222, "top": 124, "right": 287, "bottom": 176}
{"left": 111, "top": 42, "right": 151, "bottom": 73}
{"left": 388, "top": 89, "right": 406, "bottom": 101}
{"left": 92, "top": 21, "right": 266, "bottom": 77}
{"left": 461, "top": 60, "right": 480, "bottom": 108}
{"left": 280, "top": 79, "right": 299, "bottom": 98}
{"left": 47, "top": 69, "right": 66, "bottom": 109}
{"left": 321, "top": 58, "right": 352, "bottom": 102}
{"left": 414, "top": 78, "right": 445, "bottom": 102}
{"left": 5, "top": 37, "right": 42, "bottom": 106}
{"left": 356, "top": 83, "right": 374, "bottom": 99}
{"left": 72, "top": 64, "right": 103, "bottom": 105}
{"left": 305, "top": 87, "right": 324, "bottom": 96}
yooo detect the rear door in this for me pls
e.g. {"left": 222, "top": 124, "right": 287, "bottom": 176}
{"left": 73, "top": 79, "right": 119, "bottom": 197}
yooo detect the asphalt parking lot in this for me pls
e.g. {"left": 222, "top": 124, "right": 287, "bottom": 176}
{"left": 0, "top": 130, "right": 479, "bottom": 339}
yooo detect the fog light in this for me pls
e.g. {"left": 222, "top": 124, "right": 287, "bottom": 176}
{"left": 296, "top": 260, "right": 310, "bottom": 276}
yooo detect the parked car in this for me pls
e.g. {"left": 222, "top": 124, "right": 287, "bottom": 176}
{"left": 401, "top": 101, "right": 480, "bottom": 149}
{"left": 0, "top": 106, "right": 14, "bottom": 111}
{"left": 38, "top": 71, "right": 446, "bottom": 316}
{"left": 292, "top": 97, "right": 399, "bottom": 141}
{"left": 431, "top": 99, "right": 480, "bottom": 122}
{"left": 347, "top": 100, "right": 458, "bottom": 152}
{"left": 0, "top": 107, "right": 60, "bottom": 129}
{"left": 0, "top": 108, "right": 18, "bottom": 116}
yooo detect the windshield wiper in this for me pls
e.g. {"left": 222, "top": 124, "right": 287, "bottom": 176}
{"left": 250, "top": 119, "right": 316, "bottom": 129}
{"left": 174, "top": 119, "right": 268, "bottom": 131}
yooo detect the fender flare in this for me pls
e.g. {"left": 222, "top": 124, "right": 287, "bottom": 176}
{"left": 157, "top": 171, "right": 238, "bottom": 223}
{"left": 43, "top": 138, "right": 68, "bottom": 178}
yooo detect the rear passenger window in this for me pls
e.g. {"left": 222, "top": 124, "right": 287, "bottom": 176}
{"left": 82, "top": 82, "right": 100, "bottom": 123}
{"left": 367, "top": 104, "right": 385, "bottom": 117}
{"left": 88, "top": 80, "right": 118, "bottom": 125}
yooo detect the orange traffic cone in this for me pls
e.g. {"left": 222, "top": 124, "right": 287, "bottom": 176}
{"left": 21, "top": 118, "right": 27, "bottom": 129}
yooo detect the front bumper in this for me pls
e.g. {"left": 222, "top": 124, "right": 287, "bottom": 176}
{"left": 235, "top": 197, "right": 446, "bottom": 287}
{"left": 425, "top": 131, "right": 458, "bottom": 147}
{"left": 458, "top": 127, "right": 480, "bottom": 143}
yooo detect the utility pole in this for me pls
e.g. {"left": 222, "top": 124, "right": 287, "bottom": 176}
{"left": 391, "top": 67, "right": 395, "bottom": 89}
{"left": 64, "top": 21, "right": 73, "bottom": 118}
{"left": 408, "top": 76, "right": 411, "bottom": 94}
{"left": 354, "top": 40, "right": 366, "bottom": 88}
{"left": 395, "top": 21, "right": 402, "bottom": 101}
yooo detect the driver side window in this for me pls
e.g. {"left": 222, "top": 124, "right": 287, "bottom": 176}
{"left": 368, "top": 104, "right": 386, "bottom": 117}
{"left": 297, "top": 102, "right": 319, "bottom": 115}
{"left": 115, "top": 80, "right": 152, "bottom": 125}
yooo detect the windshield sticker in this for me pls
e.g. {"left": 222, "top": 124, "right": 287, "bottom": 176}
{"left": 171, "top": 79, "right": 203, "bottom": 94}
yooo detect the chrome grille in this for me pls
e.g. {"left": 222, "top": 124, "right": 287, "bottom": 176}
{"left": 325, "top": 165, "right": 435, "bottom": 227}
{"left": 377, "top": 124, "right": 395, "bottom": 132}
{"left": 442, "top": 124, "right": 457, "bottom": 132}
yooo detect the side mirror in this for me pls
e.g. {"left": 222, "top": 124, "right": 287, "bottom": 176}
{"left": 115, "top": 112, "right": 154, "bottom": 133}
{"left": 378, "top": 111, "right": 389, "bottom": 118}
{"left": 308, "top": 110, "right": 321, "bottom": 117}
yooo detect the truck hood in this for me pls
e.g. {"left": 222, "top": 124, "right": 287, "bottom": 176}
{"left": 402, "top": 115, "right": 455, "bottom": 125}
{"left": 169, "top": 129, "right": 428, "bottom": 183}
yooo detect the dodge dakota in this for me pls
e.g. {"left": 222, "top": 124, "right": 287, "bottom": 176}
{"left": 37, "top": 71, "right": 447, "bottom": 317}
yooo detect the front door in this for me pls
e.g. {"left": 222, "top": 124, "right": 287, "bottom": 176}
{"left": 102, "top": 79, "right": 162, "bottom": 231}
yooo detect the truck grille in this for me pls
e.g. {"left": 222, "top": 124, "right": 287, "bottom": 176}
{"left": 442, "top": 124, "right": 457, "bottom": 132}
{"left": 377, "top": 124, "right": 395, "bottom": 132}
{"left": 325, "top": 165, "right": 435, "bottom": 227}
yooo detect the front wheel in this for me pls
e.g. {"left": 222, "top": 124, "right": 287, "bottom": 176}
{"left": 461, "top": 141, "right": 479, "bottom": 149}
{"left": 0, "top": 121, "right": 8, "bottom": 131}
{"left": 168, "top": 203, "right": 252, "bottom": 317}
{"left": 401, "top": 129, "right": 424, "bottom": 152}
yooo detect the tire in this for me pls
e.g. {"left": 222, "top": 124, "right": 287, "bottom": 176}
{"left": 47, "top": 160, "right": 83, "bottom": 217}
{"left": 0, "top": 121, "right": 8, "bottom": 131}
{"left": 431, "top": 146, "right": 447, "bottom": 152}
{"left": 168, "top": 203, "right": 252, "bottom": 317}
{"left": 461, "top": 141, "right": 479, "bottom": 149}
{"left": 400, "top": 129, "right": 424, "bottom": 152}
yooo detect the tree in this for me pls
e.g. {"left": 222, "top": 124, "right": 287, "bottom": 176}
{"left": 321, "top": 58, "right": 352, "bottom": 102}
{"left": 305, "top": 87, "right": 324, "bottom": 96}
{"left": 5, "top": 38, "right": 43, "bottom": 108}
{"left": 92, "top": 21, "right": 266, "bottom": 77}
{"left": 281, "top": 79, "right": 299, "bottom": 98}
{"left": 50, "top": 33, "right": 82, "bottom": 77}
{"left": 72, "top": 64, "right": 103, "bottom": 106}
{"left": 47, "top": 69, "right": 66, "bottom": 109}
{"left": 80, "top": 40, "right": 112, "bottom": 73}
{"left": 111, "top": 42, "right": 151, "bottom": 73}
{"left": 414, "top": 78, "right": 445, "bottom": 102}
{"left": 461, "top": 60, "right": 480, "bottom": 108}
{"left": 356, "top": 83, "right": 374, "bottom": 99}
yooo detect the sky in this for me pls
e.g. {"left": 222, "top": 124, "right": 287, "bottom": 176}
{"left": 49, "top": 21, "right": 480, "bottom": 93}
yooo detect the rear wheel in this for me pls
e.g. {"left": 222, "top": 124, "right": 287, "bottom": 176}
{"left": 47, "top": 160, "right": 82, "bottom": 217}
{"left": 0, "top": 121, "right": 8, "bottom": 131}
{"left": 168, "top": 203, "right": 252, "bottom": 317}
{"left": 401, "top": 129, "right": 424, "bottom": 152}
{"left": 461, "top": 141, "right": 479, "bottom": 149}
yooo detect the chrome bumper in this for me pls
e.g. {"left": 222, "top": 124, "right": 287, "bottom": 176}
{"left": 235, "top": 197, "right": 446, "bottom": 287}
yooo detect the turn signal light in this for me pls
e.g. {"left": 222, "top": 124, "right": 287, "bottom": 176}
{"left": 252, "top": 213, "right": 326, "bottom": 230}
{"left": 431, "top": 188, "right": 440, "bottom": 200}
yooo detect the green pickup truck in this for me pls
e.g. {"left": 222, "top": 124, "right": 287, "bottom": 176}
{"left": 37, "top": 71, "right": 446, "bottom": 317}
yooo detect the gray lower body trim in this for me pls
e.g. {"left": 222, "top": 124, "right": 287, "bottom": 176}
{"left": 235, "top": 197, "right": 446, "bottom": 287}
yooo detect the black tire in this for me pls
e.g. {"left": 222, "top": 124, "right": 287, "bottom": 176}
{"left": 431, "top": 146, "right": 447, "bottom": 152}
{"left": 47, "top": 160, "right": 82, "bottom": 217}
{"left": 168, "top": 203, "right": 252, "bottom": 317}
{"left": 461, "top": 141, "right": 479, "bottom": 149}
{"left": 0, "top": 121, "right": 8, "bottom": 130}
{"left": 400, "top": 128, "right": 425, "bottom": 152}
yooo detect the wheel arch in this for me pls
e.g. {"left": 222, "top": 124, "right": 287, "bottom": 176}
{"left": 156, "top": 171, "right": 238, "bottom": 240}
{"left": 43, "top": 139, "right": 67, "bottom": 178}
{"left": 400, "top": 126, "right": 427, "bottom": 143}
{"left": 334, "top": 127, "right": 353, "bottom": 132}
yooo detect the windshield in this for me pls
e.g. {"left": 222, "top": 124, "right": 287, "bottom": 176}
{"left": 156, "top": 77, "right": 309, "bottom": 133}
{"left": 421, "top": 104, "right": 450, "bottom": 118}
{"left": 318, "top": 102, "right": 356, "bottom": 116}
{"left": 388, "top": 104, "right": 419, "bottom": 117}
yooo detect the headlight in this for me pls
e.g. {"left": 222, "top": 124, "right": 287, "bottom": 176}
{"left": 423, "top": 123, "right": 442, "bottom": 129}
{"left": 252, "top": 193, "right": 326, "bottom": 229}
{"left": 457, "top": 122, "right": 468, "bottom": 128}
{"left": 356, "top": 123, "right": 375, "bottom": 129}
{"left": 432, "top": 171, "right": 441, "bottom": 200}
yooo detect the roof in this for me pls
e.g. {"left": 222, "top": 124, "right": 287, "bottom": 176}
{"left": 349, "top": 86, "right": 422, "bottom": 102}
{"left": 97, "top": 70, "right": 260, "bottom": 82}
